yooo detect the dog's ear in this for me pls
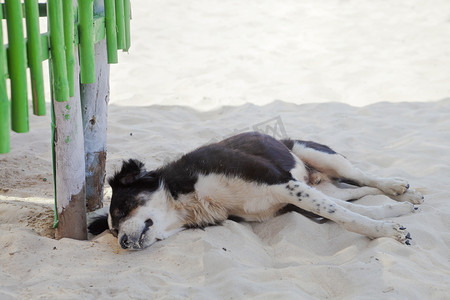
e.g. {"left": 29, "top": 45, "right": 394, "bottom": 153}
{"left": 133, "top": 170, "right": 160, "bottom": 190}
{"left": 108, "top": 159, "right": 159, "bottom": 189}
{"left": 109, "top": 159, "right": 147, "bottom": 188}
{"left": 88, "top": 214, "right": 109, "bottom": 235}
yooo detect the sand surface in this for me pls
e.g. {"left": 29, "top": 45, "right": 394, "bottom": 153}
{"left": 1, "top": 0, "right": 450, "bottom": 299}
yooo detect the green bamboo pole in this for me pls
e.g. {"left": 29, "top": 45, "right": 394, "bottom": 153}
{"left": 93, "top": 13, "right": 106, "bottom": 42}
{"left": 5, "top": 0, "right": 29, "bottom": 133}
{"left": 115, "top": 0, "right": 125, "bottom": 50}
{"left": 25, "top": 0, "right": 46, "bottom": 116}
{"left": 104, "top": 0, "right": 118, "bottom": 63}
{"left": 40, "top": 33, "right": 50, "bottom": 61}
{"left": 123, "top": 0, "right": 130, "bottom": 51}
{"left": 0, "top": 5, "right": 5, "bottom": 77}
{"left": 78, "top": 0, "right": 95, "bottom": 84}
{"left": 0, "top": 5, "right": 9, "bottom": 153}
{"left": 62, "top": 0, "right": 75, "bottom": 96}
{"left": 48, "top": 0, "right": 69, "bottom": 102}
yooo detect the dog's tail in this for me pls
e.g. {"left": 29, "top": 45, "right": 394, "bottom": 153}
{"left": 87, "top": 212, "right": 109, "bottom": 235}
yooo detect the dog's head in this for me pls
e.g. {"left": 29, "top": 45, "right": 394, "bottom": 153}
{"left": 89, "top": 159, "right": 183, "bottom": 250}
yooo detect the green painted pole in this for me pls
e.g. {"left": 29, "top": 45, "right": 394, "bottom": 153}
{"left": 0, "top": 5, "right": 9, "bottom": 153}
{"left": 25, "top": 0, "right": 46, "bottom": 116}
{"left": 93, "top": 13, "right": 106, "bottom": 43}
{"left": 104, "top": 0, "right": 118, "bottom": 63}
{"left": 40, "top": 33, "right": 50, "bottom": 61}
{"left": 123, "top": 0, "right": 130, "bottom": 51}
{"left": 0, "top": 5, "right": 6, "bottom": 78}
{"left": 115, "top": 0, "right": 125, "bottom": 50}
{"left": 78, "top": 0, "right": 95, "bottom": 84}
{"left": 5, "top": 0, "right": 29, "bottom": 133}
{"left": 62, "top": 0, "right": 75, "bottom": 96}
{"left": 48, "top": 0, "right": 69, "bottom": 102}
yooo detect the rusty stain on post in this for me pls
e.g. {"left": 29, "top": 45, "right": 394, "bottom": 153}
{"left": 55, "top": 185, "right": 87, "bottom": 240}
{"left": 85, "top": 150, "right": 106, "bottom": 211}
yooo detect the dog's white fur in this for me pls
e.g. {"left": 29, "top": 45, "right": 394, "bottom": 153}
{"left": 91, "top": 133, "right": 423, "bottom": 250}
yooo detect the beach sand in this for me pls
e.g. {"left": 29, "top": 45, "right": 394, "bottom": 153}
{"left": 1, "top": 0, "right": 450, "bottom": 299}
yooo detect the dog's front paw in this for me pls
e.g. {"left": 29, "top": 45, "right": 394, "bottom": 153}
{"left": 372, "top": 222, "right": 413, "bottom": 245}
{"left": 391, "top": 223, "right": 412, "bottom": 245}
{"left": 378, "top": 177, "right": 410, "bottom": 196}
{"left": 392, "top": 188, "right": 424, "bottom": 205}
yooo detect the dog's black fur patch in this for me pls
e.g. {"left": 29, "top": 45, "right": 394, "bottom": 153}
{"left": 227, "top": 215, "right": 246, "bottom": 223}
{"left": 157, "top": 132, "right": 296, "bottom": 199}
{"left": 281, "top": 139, "right": 337, "bottom": 155}
{"left": 88, "top": 215, "right": 109, "bottom": 235}
{"left": 277, "top": 204, "right": 326, "bottom": 222}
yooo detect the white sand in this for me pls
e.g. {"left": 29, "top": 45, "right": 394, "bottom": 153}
{"left": 1, "top": 0, "right": 450, "bottom": 299}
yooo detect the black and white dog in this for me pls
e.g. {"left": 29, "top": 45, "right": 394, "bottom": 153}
{"left": 89, "top": 132, "right": 423, "bottom": 250}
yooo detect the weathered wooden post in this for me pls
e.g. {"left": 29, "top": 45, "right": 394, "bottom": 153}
{"left": 52, "top": 53, "right": 87, "bottom": 240}
{"left": 81, "top": 0, "right": 110, "bottom": 211}
{"left": 50, "top": 0, "right": 87, "bottom": 240}
{"left": 81, "top": 38, "right": 109, "bottom": 212}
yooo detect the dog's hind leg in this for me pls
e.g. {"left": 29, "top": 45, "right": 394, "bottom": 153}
{"left": 275, "top": 180, "right": 412, "bottom": 244}
{"left": 287, "top": 140, "right": 423, "bottom": 204}
{"left": 316, "top": 181, "right": 417, "bottom": 219}
{"left": 315, "top": 180, "right": 385, "bottom": 201}
{"left": 316, "top": 180, "right": 421, "bottom": 206}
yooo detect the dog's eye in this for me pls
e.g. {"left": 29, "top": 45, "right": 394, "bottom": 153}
{"left": 110, "top": 228, "right": 118, "bottom": 237}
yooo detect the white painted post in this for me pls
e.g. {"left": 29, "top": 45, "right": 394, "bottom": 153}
{"left": 81, "top": 0, "right": 110, "bottom": 212}
{"left": 53, "top": 46, "right": 87, "bottom": 240}
{"left": 80, "top": 37, "right": 110, "bottom": 211}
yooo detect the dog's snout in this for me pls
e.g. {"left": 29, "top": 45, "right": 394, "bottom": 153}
{"left": 118, "top": 220, "right": 154, "bottom": 250}
{"left": 119, "top": 234, "right": 130, "bottom": 249}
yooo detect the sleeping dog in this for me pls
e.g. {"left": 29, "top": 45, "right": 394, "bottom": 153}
{"left": 89, "top": 132, "right": 423, "bottom": 250}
